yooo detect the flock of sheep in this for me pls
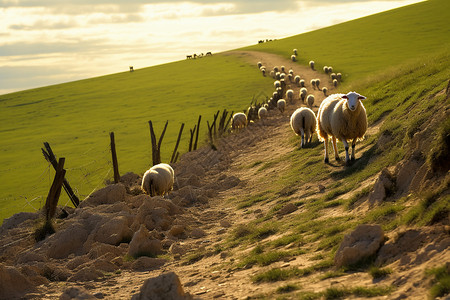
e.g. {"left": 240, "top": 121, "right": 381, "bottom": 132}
{"left": 141, "top": 49, "right": 368, "bottom": 198}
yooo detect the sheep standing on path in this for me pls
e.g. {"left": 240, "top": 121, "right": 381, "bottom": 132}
{"left": 286, "top": 89, "right": 294, "bottom": 104}
{"left": 299, "top": 88, "right": 307, "bottom": 103}
{"left": 277, "top": 99, "right": 286, "bottom": 114}
{"left": 258, "top": 106, "right": 268, "bottom": 125}
{"left": 231, "top": 112, "right": 247, "bottom": 130}
{"left": 294, "top": 75, "right": 301, "bottom": 86}
{"left": 141, "top": 163, "right": 175, "bottom": 197}
{"left": 317, "top": 92, "right": 368, "bottom": 164}
{"left": 306, "top": 94, "right": 315, "bottom": 108}
{"left": 309, "top": 61, "right": 315, "bottom": 70}
{"left": 290, "top": 107, "right": 317, "bottom": 148}
{"left": 311, "top": 79, "right": 316, "bottom": 90}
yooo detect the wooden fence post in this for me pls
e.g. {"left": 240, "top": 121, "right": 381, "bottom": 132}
{"left": 45, "top": 157, "right": 66, "bottom": 221}
{"left": 194, "top": 115, "right": 201, "bottom": 150}
{"left": 148, "top": 120, "right": 169, "bottom": 166}
{"left": 41, "top": 142, "right": 79, "bottom": 207}
{"left": 110, "top": 132, "right": 120, "bottom": 183}
{"left": 170, "top": 123, "right": 184, "bottom": 163}
{"left": 188, "top": 125, "right": 196, "bottom": 152}
{"left": 224, "top": 111, "right": 233, "bottom": 133}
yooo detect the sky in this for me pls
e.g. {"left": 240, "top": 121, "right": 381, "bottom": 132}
{"left": 0, "top": 0, "right": 424, "bottom": 95}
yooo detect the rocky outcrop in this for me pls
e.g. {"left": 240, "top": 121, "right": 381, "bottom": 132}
{"left": 131, "top": 272, "right": 192, "bottom": 300}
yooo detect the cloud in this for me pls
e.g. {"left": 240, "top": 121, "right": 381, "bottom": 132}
{"left": 0, "top": 40, "right": 107, "bottom": 56}
{"left": 9, "top": 19, "right": 79, "bottom": 30}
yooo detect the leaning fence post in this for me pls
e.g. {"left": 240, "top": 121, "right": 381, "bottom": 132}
{"left": 194, "top": 115, "right": 201, "bottom": 150}
{"left": 110, "top": 132, "right": 120, "bottom": 183}
{"left": 188, "top": 125, "right": 196, "bottom": 152}
{"left": 170, "top": 123, "right": 184, "bottom": 163}
{"left": 45, "top": 157, "right": 66, "bottom": 221}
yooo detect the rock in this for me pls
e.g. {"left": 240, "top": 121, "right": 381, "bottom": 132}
{"left": 131, "top": 257, "right": 166, "bottom": 271}
{"left": 169, "top": 225, "right": 186, "bottom": 238}
{"left": 131, "top": 197, "right": 180, "bottom": 232}
{"left": 16, "top": 251, "right": 47, "bottom": 264}
{"left": 277, "top": 203, "right": 297, "bottom": 217}
{"left": 119, "top": 172, "right": 141, "bottom": 187}
{"left": 334, "top": 224, "right": 385, "bottom": 268}
{"left": 368, "top": 168, "right": 395, "bottom": 204}
{"left": 128, "top": 225, "right": 162, "bottom": 258}
{"left": 68, "top": 265, "right": 103, "bottom": 282}
{"left": 46, "top": 222, "right": 89, "bottom": 259}
{"left": 169, "top": 243, "right": 188, "bottom": 256}
{"left": 79, "top": 183, "right": 126, "bottom": 207}
{"left": 0, "top": 263, "right": 36, "bottom": 299}
{"left": 59, "top": 287, "right": 97, "bottom": 300}
{"left": 131, "top": 272, "right": 192, "bottom": 300}
{"left": 90, "top": 215, "right": 133, "bottom": 246}
{"left": 190, "top": 228, "right": 206, "bottom": 239}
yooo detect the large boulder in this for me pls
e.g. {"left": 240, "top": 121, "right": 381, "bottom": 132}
{"left": 131, "top": 272, "right": 192, "bottom": 300}
{"left": 128, "top": 225, "right": 162, "bottom": 258}
{"left": 334, "top": 224, "right": 385, "bottom": 268}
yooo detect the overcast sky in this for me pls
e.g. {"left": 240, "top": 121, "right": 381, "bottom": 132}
{"left": 0, "top": 0, "right": 423, "bottom": 95}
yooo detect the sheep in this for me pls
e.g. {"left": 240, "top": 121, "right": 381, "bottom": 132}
{"left": 309, "top": 60, "right": 315, "bottom": 70}
{"left": 291, "top": 55, "right": 297, "bottom": 62}
{"left": 293, "top": 48, "right": 298, "bottom": 55}
{"left": 322, "top": 87, "right": 328, "bottom": 96}
{"left": 317, "top": 92, "right": 368, "bottom": 164}
{"left": 311, "top": 79, "right": 316, "bottom": 89}
{"left": 270, "top": 70, "right": 275, "bottom": 78}
{"left": 286, "top": 89, "right": 294, "bottom": 103}
{"left": 277, "top": 99, "right": 286, "bottom": 113}
{"left": 274, "top": 80, "right": 281, "bottom": 88}
{"left": 333, "top": 79, "right": 338, "bottom": 87}
{"left": 281, "top": 66, "right": 286, "bottom": 73}
{"left": 323, "top": 66, "right": 329, "bottom": 74}
{"left": 276, "top": 72, "right": 281, "bottom": 80}
{"left": 141, "top": 163, "right": 174, "bottom": 197}
{"left": 288, "top": 73, "right": 293, "bottom": 82}
{"left": 273, "top": 66, "right": 279, "bottom": 73}
{"left": 330, "top": 73, "right": 337, "bottom": 80}
{"left": 280, "top": 73, "right": 286, "bottom": 79}
{"left": 328, "top": 66, "right": 333, "bottom": 73}
{"left": 337, "top": 73, "right": 342, "bottom": 81}
{"left": 260, "top": 66, "right": 266, "bottom": 76}
{"left": 307, "top": 94, "right": 315, "bottom": 108}
{"left": 294, "top": 75, "right": 301, "bottom": 86}
{"left": 290, "top": 107, "right": 317, "bottom": 148}
{"left": 289, "top": 69, "right": 294, "bottom": 75}
{"left": 299, "top": 79, "right": 305, "bottom": 87}
{"left": 231, "top": 112, "right": 247, "bottom": 130}
{"left": 315, "top": 79, "right": 321, "bottom": 89}
{"left": 299, "top": 87, "right": 307, "bottom": 103}
{"left": 257, "top": 62, "right": 263, "bottom": 68}
{"left": 258, "top": 106, "right": 268, "bottom": 124}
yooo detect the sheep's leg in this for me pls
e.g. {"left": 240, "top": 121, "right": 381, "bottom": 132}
{"left": 342, "top": 139, "right": 350, "bottom": 163}
{"left": 300, "top": 128, "right": 305, "bottom": 148}
{"left": 351, "top": 138, "right": 357, "bottom": 161}
{"left": 323, "top": 134, "right": 329, "bottom": 163}
{"left": 332, "top": 136, "right": 340, "bottom": 161}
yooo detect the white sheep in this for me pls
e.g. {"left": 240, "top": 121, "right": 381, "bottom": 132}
{"left": 270, "top": 70, "right": 275, "bottom": 78}
{"left": 294, "top": 75, "right": 301, "bottom": 86}
{"left": 323, "top": 66, "right": 329, "bottom": 74}
{"left": 286, "top": 89, "right": 294, "bottom": 103}
{"left": 328, "top": 66, "right": 333, "bottom": 73}
{"left": 289, "top": 69, "right": 294, "bottom": 75}
{"left": 299, "top": 79, "right": 305, "bottom": 87}
{"left": 276, "top": 72, "right": 281, "bottom": 80}
{"left": 309, "top": 60, "right": 315, "bottom": 70}
{"left": 293, "top": 49, "right": 298, "bottom": 55}
{"left": 337, "top": 73, "right": 342, "bottom": 81}
{"left": 257, "top": 62, "right": 262, "bottom": 68}
{"left": 288, "top": 73, "right": 293, "bottom": 82}
{"left": 330, "top": 73, "right": 337, "bottom": 80}
{"left": 315, "top": 79, "right": 321, "bottom": 89}
{"left": 260, "top": 66, "right": 266, "bottom": 76}
{"left": 281, "top": 66, "right": 286, "bottom": 73}
{"left": 333, "top": 79, "right": 338, "bottom": 87}
{"left": 299, "top": 87, "right": 307, "bottom": 103}
{"left": 291, "top": 55, "right": 297, "bottom": 62}
{"left": 311, "top": 79, "right": 316, "bottom": 89}
{"left": 258, "top": 106, "right": 268, "bottom": 124}
{"left": 231, "top": 112, "right": 247, "bottom": 130}
{"left": 277, "top": 99, "right": 286, "bottom": 113}
{"left": 280, "top": 73, "right": 286, "bottom": 79}
{"left": 307, "top": 94, "right": 315, "bottom": 108}
{"left": 141, "top": 163, "right": 174, "bottom": 197}
{"left": 322, "top": 87, "right": 328, "bottom": 96}
{"left": 273, "top": 66, "right": 279, "bottom": 73}
{"left": 317, "top": 92, "right": 368, "bottom": 164}
{"left": 290, "top": 107, "right": 317, "bottom": 148}
{"left": 274, "top": 80, "right": 281, "bottom": 88}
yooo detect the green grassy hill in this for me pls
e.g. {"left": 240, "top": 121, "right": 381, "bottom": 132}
{"left": 1, "top": 0, "right": 449, "bottom": 222}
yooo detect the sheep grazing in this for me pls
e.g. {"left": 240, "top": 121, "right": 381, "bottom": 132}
{"left": 257, "top": 62, "right": 263, "bottom": 68}
{"left": 293, "top": 48, "right": 298, "bottom": 55}
{"left": 299, "top": 87, "right": 307, "bottom": 103}
{"left": 315, "top": 79, "right": 321, "bottom": 89}
{"left": 141, "top": 163, "right": 174, "bottom": 197}
{"left": 299, "top": 79, "right": 305, "bottom": 87}
{"left": 286, "top": 89, "right": 294, "bottom": 103}
{"left": 277, "top": 99, "right": 286, "bottom": 113}
{"left": 294, "top": 75, "right": 301, "bottom": 86}
{"left": 290, "top": 107, "right": 317, "bottom": 148}
{"left": 291, "top": 55, "right": 297, "bottom": 62}
{"left": 322, "top": 87, "right": 328, "bottom": 96}
{"left": 311, "top": 79, "right": 316, "bottom": 89}
{"left": 317, "top": 92, "right": 368, "bottom": 164}
{"left": 333, "top": 79, "right": 338, "bottom": 87}
{"left": 337, "top": 73, "right": 342, "bottom": 81}
{"left": 307, "top": 94, "right": 315, "bottom": 108}
{"left": 323, "top": 66, "right": 329, "bottom": 74}
{"left": 231, "top": 112, "right": 248, "bottom": 130}
{"left": 309, "top": 60, "right": 315, "bottom": 70}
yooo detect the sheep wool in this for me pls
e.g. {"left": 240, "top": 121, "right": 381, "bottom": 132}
{"left": 141, "top": 163, "right": 175, "bottom": 197}
{"left": 231, "top": 112, "right": 247, "bottom": 130}
{"left": 286, "top": 89, "right": 294, "bottom": 103}
{"left": 277, "top": 99, "right": 286, "bottom": 113}
{"left": 290, "top": 107, "right": 317, "bottom": 148}
{"left": 258, "top": 106, "right": 268, "bottom": 120}
{"left": 309, "top": 61, "right": 315, "bottom": 70}
{"left": 317, "top": 92, "right": 368, "bottom": 163}
{"left": 294, "top": 75, "right": 301, "bottom": 85}
{"left": 299, "top": 88, "right": 307, "bottom": 102}
{"left": 307, "top": 94, "right": 315, "bottom": 108}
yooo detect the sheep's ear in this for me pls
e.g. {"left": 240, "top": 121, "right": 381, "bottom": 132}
{"left": 342, "top": 95, "right": 348, "bottom": 99}
{"left": 358, "top": 95, "right": 366, "bottom": 100}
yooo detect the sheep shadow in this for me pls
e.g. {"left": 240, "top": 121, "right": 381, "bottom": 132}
{"left": 330, "top": 144, "right": 377, "bottom": 179}
{"left": 295, "top": 140, "right": 321, "bottom": 150}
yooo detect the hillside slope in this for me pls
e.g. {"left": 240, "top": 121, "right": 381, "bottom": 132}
{"left": 0, "top": 49, "right": 448, "bottom": 299}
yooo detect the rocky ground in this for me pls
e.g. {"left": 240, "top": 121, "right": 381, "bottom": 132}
{"left": 0, "top": 51, "right": 448, "bottom": 300}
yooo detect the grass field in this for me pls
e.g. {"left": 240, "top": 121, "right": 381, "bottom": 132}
{"left": 1, "top": 0, "right": 449, "bottom": 222}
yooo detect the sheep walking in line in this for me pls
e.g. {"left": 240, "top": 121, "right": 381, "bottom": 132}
{"left": 288, "top": 73, "right": 293, "bottom": 82}
{"left": 337, "top": 73, "right": 342, "bottom": 81}
{"left": 317, "top": 92, "right": 368, "bottom": 164}
{"left": 333, "top": 79, "right": 338, "bottom": 87}
{"left": 299, "top": 87, "right": 307, "bottom": 103}
{"left": 277, "top": 99, "right": 286, "bottom": 114}
{"left": 257, "top": 62, "right": 263, "bottom": 68}
{"left": 311, "top": 79, "right": 316, "bottom": 90}
{"left": 291, "top": 55, "right": 297, "bottom": 62}
{"left": 322, "top": 87, "right": 328, "bottom": 96}
{"left": 294, "top": 75, "right": 301, "bottom": 86}
{"left": 309, "top": 60, "right": 315, "bottom": 70}
{"left": 323, "top": 66, "right": 329, "bottom": 74}
{"left": 315, "top": 79, "right": 321, "bottom": 89}
{"left": 307, "top": 94, "right": 315, "bottom": 108}
{"left": 300, "top": 79, "right": 305, "bottom": 87}
{"left": 286, "top": 89, "right": 294, "bottom": 103}
{"left": 281, "top": 66, "right": 286, "bottom": 73}
{"left": 258, "top": 106, "right": 268, "bottom": 125}
{"left": 231, "top": 112, "right": 248, "bottom": 130}
{"left": 293, "top": 49, "right": 298, "bottom": 55}
{"left": 141, "top": 163, "right": 175, "bottom": 197}
{"left": 290, "top": 107, "right": 317, "bottom": 148}
{"left": 260, "top": 66, "right": 266, "bottom": 76}
{"left": 274, "top": 80, "right": 281, "bottom": 88}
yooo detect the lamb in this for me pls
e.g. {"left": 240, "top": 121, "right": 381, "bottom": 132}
{"left": 307, "top": 94, "right": 315, "bottom": 108}
{"left": 317, "top": 92, "right": 368, "bottom": 164}
{"left": 290, "top": 107, "right": 317, "bottom": 148}
{"left": 309, "top": 60, "right": 315, "bottom": 70}
{"left": 231, "top": 112, "right": 247, "bottom": 130}
{"left": 299, "top": 87, "right": 307, "bottom": 103}
{"left": 286, "top": 89, "right": 294, "bottom": 103}
{"left": 141, "top": 163, "right": 174, "bottom": 197}
{"left": 311, "top": 79, "right": 316, "bottom": 89}
{"left": 322, "top": 87, "right": 328, "bottom": 96}
{"left": 294, "top": 75, "right": 301, "bottom": 86}
{"left": 291, "top": 55, "right": 297, "bottom": 62}
{"left": 277, "top": 99, "right": 286, "bottom": 113}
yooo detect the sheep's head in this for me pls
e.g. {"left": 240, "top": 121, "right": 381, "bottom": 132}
{"left": 342, "top": 92, "right": 366, "bottom": 112}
